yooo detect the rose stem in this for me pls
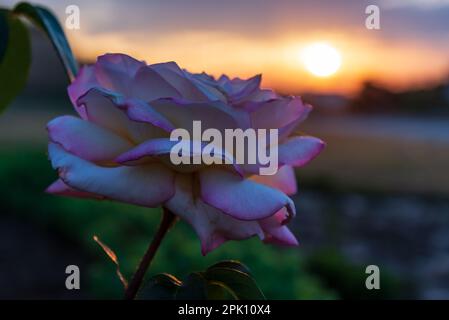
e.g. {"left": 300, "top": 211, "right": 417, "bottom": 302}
{"left": 124, "top": 208, "right": 177, "bottom": 300}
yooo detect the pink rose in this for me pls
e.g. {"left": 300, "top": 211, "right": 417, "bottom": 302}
{"left": 46, "top": 53, "right": 324, "bottom": 254}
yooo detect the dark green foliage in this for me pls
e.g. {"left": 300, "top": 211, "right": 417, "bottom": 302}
{"left": 0, "top": 10, "right": 30, "bottom": 112}
{"left": 140, "top": 261, "right": 264, "bottom": 300}
{"left": 0, "top": 2, "right": 78, "bottom": 112}
{"left": 138, "top": 273, "right": 182, "bottom": 300}
{"left": 0, "top": 9, "right": 9, "bottom": 62}
{"left": 305, "top": 248, "right": 414, "bottom": 299}
{"left": 13, "top": 2, "right": 78, "bottom": 81}
{"left": 0, "top": 147, "right": 335, "bottom": 299}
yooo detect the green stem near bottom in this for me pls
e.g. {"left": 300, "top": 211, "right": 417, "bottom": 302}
{"left": 124, "top": 208, "right": 177, "bottom": 300}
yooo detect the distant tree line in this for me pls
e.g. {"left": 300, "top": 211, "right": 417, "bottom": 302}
{"left": 350, "top": 80, "right": 449, "bottom": 116}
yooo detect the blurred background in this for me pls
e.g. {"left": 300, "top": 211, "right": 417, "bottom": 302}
{"left": 1, "top": 0, "right": 449, "bottom": 299}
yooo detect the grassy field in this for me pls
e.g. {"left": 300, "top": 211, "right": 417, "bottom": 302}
{"left": 301, "top": 115, "right": 449, "bottom": 195}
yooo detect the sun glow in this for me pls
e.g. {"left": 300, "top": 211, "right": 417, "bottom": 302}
{"left": 300, "top": 43, "right": 342, "bottom": 77}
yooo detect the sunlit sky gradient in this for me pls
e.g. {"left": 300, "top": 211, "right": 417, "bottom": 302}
{"left": 5, "top": 0, "right": 449, "bottom": 96}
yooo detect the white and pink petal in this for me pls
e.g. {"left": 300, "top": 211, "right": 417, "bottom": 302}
{"left": 116, "top": 138, "right": 243, "bottom": 176}
{"left": 48, "top": 143, "right": 175, "bottom": 207}
{"left": 278, "top": 136, "right": 325, "bottom": 167}
{"left": 250, "top": 165, "right": 297, "bottom": 196}
{"left": 131, "top": 66, "right": 181, "bottom": 101}
{"left": 46, "top": 179, "right": 104, "bottom": 200}
{"left": 77, "top": 88, "right": 173, "bottom": 143}
{"left": 199, "top": 168, "right": 296, "bottom": 222}
{"left": 47, "top": 115, "right": 132, "bottom": 162}
{"left": 250, "top": 97, "right": 310, "bottom": 130}
{"left": 94, "top": 53, "right": 145, "bottom": 95}
{"left": 164, "top": 173, "right": 264, "bottom": 255}
{"left": 259, "top": 209, "right": 298, "bottom": 246}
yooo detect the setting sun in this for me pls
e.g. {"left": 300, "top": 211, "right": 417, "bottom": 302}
{"left": 300, "top": 43, "right": 342, "bottom": 77}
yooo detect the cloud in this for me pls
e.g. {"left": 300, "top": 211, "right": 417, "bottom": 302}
{"left": 382, "top": 0, "right": 449, "bottom": 9}
{"left": 4, "top": 0, "right": 449, "bottom": 94}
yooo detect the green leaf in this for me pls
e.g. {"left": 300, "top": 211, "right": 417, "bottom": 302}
{"left": 0, "top": 12, "right": 30, "bottom": 112}
{"left": 176, "top": 272, "right": 208, "bottom": 300}
{"left": 138, "top": 273, "right": 181, "bottom": 300}
{"left": 207, "top": 260, "right": 251, "bottom": 275}
{"left": 136, "top": 260, "right": 265, "bottom": 300}
{"left": 206, "top": 281, "right": 239, "bottom": 300}
{"left": 0, "top": 9, "right": 9, "bottom": 62}
{"left": 13, "top": 2, "right": 78, "bottom": 81}
{"left": 205, "top": 267, "right": 265, "bottom": 300}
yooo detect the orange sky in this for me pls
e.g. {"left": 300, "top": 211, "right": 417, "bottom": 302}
{"left": 68, "top": 29, "right": 449, "bottom": 96}
{"left": 7, "top": 0, "right": 449, "bottom": 96}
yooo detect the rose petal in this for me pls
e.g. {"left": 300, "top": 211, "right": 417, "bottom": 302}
{"left": 118, "top": 97, "right": 175, "bottom": 132}
{"left": 46, "top": 179, "right": 103, "bottom": 199}
{"left": 278, "top": 136, "right": 325, "bottom": 167}
{"left": 131, "top": 66, "right": 182, "bottom": 101}
{"left": 245, "top": 89, "right": 277, "bottom": 104}
{"left": 77, "top": 88, "right": 172, "bottom": 143}
{"left": 277, "top": 103, "right": 313, "bottom": 141}
{"left": 67, "top": 65, "right": 97, "bottom": 117}
{"left": 151, "top": 62, "right": 219, "bottom": 102}
{"left": 77, "top": 89, "right": 135, "bottom": 138}
{"left": 116, "top": 138, "right": 243, "bottom": 176}
{"left": 218, "top": 75, "right": 255, "bottom": 93}
{"left": 259, "top": 209, "right": 299, "bottom": 246}
{"left": 164, "top": 173, "right": 264, "bottom": 255}
{"left": 47, "top": 115, "right": 132, "bottom": 162}
{"left": 250, "top": 165, "right": 297, "bottom": 196}
{"left": 189, "top": 75, "right": 227, "bottom": 102}
{"left": 191, "top": 72, "right": 218, "bottom": 88}
{"left": 150, "top": 98, "right": 247, "bottom": 132}
{"left": 250, "top": 97, "right": 310, "bottom": 130}
{"left": 94, "top": 53, "right": 145, "bottom": 95}
{"left": 200, "top": 168, "right": 296, "bottom": 222}
{"left": 48, "top": 143, "right": 175, "bottom": 207}
{"left": 228, "top": 74, "right": 261, "bottom": 103}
